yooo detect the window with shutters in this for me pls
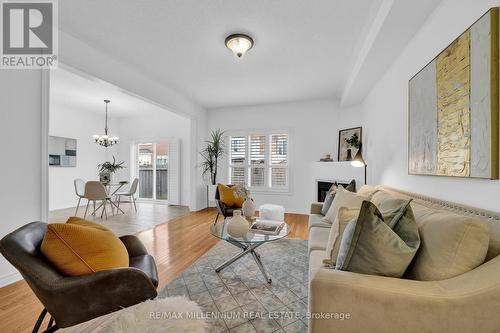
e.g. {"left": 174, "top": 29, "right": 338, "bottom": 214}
{"left": 228, "top": 132, "right": 289, "bottom": 191}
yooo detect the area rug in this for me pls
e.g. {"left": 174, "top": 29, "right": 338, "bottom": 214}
{"left": 160, "top": 239, "right": 309, "bottom": 333}
{"left": 106, "top": 297, "right": 207, "bottom": 333}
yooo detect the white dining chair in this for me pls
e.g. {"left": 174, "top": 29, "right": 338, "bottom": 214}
{"left": 83, "top": 181, "right": 113, "bottom": 219}
{"left": 116, "top": 178, "right": 139, "bottom": 213}
{"left": 74, "top": 179, "right": 86, "bottom": 215}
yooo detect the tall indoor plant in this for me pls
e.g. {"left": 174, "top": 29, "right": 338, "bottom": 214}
{"left": 200, "top": 129, "right": 226, "bottom": 185}
{"left": 200, "top": 129, "right": 226, "bottom": 206}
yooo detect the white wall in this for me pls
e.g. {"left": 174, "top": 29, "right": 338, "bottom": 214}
{"left": 114, "top": 111, "right": 191, "bottom": 206}
{"left": 59, "top": 31, "right": 208, "bottom": 210}
{"left": 0, "top": 71, "right": 43, "bottom": 285}
{"left": 49, "top": 105, "right": 111, "bottom": 210}
{"left": 362, "top": 0, "right": 500, "bottom": 211}
{"left": 208, "top": 99, "right": 364, "bottom": 213}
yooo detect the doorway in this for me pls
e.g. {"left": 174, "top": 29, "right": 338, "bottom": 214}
{"left": 137, "top": 142, "right": 169, "bottom": 201}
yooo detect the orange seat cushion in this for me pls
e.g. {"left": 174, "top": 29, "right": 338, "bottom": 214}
{"left": 41, "top": 217, "right": 129, "bottom": 276}
{"left": 218, "top": 184, "right": 244, "bottom": 207}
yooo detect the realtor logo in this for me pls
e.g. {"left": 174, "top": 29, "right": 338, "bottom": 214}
{"left": 1, "top": 0, "right": 58, "bottom": 69}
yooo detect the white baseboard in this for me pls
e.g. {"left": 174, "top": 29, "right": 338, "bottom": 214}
{"left": 0, "top": 271, "right": 22, "bottom": 287}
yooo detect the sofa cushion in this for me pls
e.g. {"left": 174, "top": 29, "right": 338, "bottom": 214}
{"left": 324, "top": 207, "right": 360, "bottom": 266}
{"left": 41, "top": 220, "right": 129, "bottom": 276}
{"left": 336, "top": 200, "right": 420, "bottom": 278}
{"left": 406, "top": 210, "right": 490, "bottom": 281}
{"left": 322, "top": 187, "right": 368, "bottom": 225}
{"left": 309, "top": 250, "right": 328, "bottom": 280}
{"left": 308, "top": 227, "right": 330, "bottom": 253}
{"left": 309, "top": 214, "right": 332, "bottom": 230}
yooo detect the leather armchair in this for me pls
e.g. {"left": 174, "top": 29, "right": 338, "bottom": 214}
{"left": 0, "top": 222, "right": 158, "bottom": 332}
{"left": 214, "top": 184, "right": 242, "bottom": 223}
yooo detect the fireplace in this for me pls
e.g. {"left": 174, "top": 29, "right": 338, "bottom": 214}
{"left": 316, "top": 179, "right": 355, "bottom": 202}
{"left": 317, "top": 181, "right": 334, "bottom": 202}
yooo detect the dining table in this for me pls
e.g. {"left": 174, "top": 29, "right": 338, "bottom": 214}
{"left": 103, "top": 181, "right": 129, "bottom": 215}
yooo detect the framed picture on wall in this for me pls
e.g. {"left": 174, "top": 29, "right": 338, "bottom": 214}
{"left": 408, "top": 7, "right": 499, "bottom": 179}
{"left": 338, "top": 127, "right": 362, "bottom": 162}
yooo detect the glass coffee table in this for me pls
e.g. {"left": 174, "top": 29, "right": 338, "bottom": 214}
{"left": 210, "top": 218, "right": 289, "bottom": 283}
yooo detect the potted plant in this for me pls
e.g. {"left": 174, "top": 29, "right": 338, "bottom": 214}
{"left": 234, "top": 184, "right": 255, "bottom": 219}
{"left": 98, "top": 156, "right": 125, "bottom": 185}
{"left": 345, "top": 133, "right": 361, "bottom": 161}
{"left": 200, "top": 129, "right": 226, "bottom": 206}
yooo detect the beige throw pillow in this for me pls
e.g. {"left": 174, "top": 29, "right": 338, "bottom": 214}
{"left": 406, "top": 211, "right": 489, "bottom": 281}
{"left": 321, "top": 186, "right": 368, "bottom": 224}
{"left": 323, "top": 207, "right": 360, "bottom": 267}
{"left": 357, "top": 184, "right": 380, "bottom": 199}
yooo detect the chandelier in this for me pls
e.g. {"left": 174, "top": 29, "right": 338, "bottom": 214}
{"left": 93, "top": 99, "right": 119, "bottom": 147}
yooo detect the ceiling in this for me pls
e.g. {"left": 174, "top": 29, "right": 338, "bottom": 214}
{"left": 59, "top": 0, "right": 442, "bottom": 109}
{"left": 51, "top": 67, "right": 169, "bottom": 118}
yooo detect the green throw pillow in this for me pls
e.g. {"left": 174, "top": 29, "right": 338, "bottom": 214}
{"left": 320, "top": 180, "right": 356, "bottom": 215}
{"left": 335, "top": 200, "right": 420, "bottom": 278}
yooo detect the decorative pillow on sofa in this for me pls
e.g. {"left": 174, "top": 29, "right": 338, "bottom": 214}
{"left": 357, "top": 184, "right": 380, "bottom": 199}
{"left": 321, "top": 183, "right": 338, "bottom": 215}
{"left": 336, "top": 200, "right": 421, "bottom": 278}
{"left": 322, "top": 186, "right": 368, "bottom": 224}
{"left": 323, "top": 207, "right": 360, "bottom": 267}
{"left": 41, "top": 217, "right": 129, "bottom": 276}
{"left": 320, "top": 180, "right": 356, "bottom": 216}
{"left": 217, "top": 184, "right": 244, "bottom": 207}
{"left": 405, "top": 210, "right": 489, "bottom": 281}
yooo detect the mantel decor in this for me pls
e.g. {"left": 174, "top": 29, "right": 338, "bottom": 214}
{"left": 409, "top": 8, "right": 499, "bottom": 179}
{"left": 338, "top": 127, "right": 362, "bottom": 162}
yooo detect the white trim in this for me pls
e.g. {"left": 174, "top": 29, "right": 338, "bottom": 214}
{"left": 0, "top": 271, "right": 22, "bottom": 288}
{"left": 41, "top": 69, "right": 50, "bottom": 221}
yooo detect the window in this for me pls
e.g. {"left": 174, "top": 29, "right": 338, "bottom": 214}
{"left": 228, "top": 132, "right": 289, "bottom": 191}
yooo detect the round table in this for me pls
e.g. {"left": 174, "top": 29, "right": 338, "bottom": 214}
{"left": 210, "top": 218, "right": 289, "bottom": 283}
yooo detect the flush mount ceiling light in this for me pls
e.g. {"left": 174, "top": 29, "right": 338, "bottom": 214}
{"left": 225, "top": 33, "right": 254, "bottom": 58}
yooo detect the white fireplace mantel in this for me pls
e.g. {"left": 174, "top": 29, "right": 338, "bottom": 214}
{"left": 311, "top": 161, "right": 365, "bottom": 201}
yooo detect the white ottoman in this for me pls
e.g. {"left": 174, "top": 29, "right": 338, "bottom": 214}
{"left": 259, "top": 204, "right": 285, "bottom": 222}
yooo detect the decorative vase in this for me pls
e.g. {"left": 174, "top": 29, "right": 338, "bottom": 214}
{"left": 100, "top": 171, "right": 111, "bottom": 185}
{"left": 242, "top": 197, "right": 255, "bottom": 219}
{"left": 227, "top": 210, "right": 250, "bottom": 238}
{"left": 346, "top": 149, "right": 353, "bottom": 161}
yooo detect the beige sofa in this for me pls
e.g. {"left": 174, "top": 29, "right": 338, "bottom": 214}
{"left": 308, "top": 186, "right": 500, "bottom": 333}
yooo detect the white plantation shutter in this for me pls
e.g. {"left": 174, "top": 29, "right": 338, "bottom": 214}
{"left": 250, "top": 135, "right": 266, "bottom": 187}
{"left": 167, "top": 139, "right": 180, "bottom": 204}
{"left": 229, "top": 136, "right": 246, "bottom": 184}
{"left": 270, "top": 134, "right": 288, "bottom": 188}
{"left": 228, "top": 133, "right": 289, "bottom": 190}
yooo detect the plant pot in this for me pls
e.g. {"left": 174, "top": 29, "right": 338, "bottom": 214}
{"left": 242, "top": 197, "right": 255, "bottom": 218}
{"left": 227, "top": 210, "right": 250, "bottom": 238}
{"left": 100, "top": 171, "right": 111, "bottom": 185}
{"left": 207, "top": 184, "right": 218, "bottom": 207}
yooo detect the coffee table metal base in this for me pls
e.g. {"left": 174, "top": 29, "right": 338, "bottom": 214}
{"left": 215, "top": 239, "right": 272, "bottom": 283}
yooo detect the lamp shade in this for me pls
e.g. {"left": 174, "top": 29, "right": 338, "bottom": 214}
{"left": 351, "top": 149, "right": 366, "bottom": 168}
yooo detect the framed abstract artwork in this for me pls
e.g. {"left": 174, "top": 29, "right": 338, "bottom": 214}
{"left": 408, "top": 8, "right": 499, "bottom": 179}
{"left": 338, "top": 127, "right": 362, "bottom": 162}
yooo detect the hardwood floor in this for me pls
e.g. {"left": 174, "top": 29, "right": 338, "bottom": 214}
{"left": 0, "top": 207, "right": 308, "bottom": 333}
